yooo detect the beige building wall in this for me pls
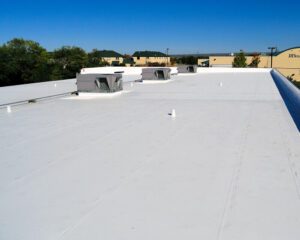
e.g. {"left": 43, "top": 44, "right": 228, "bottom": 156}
{"left": 209, "top": 56, "right": 234, "bottom": 66}
{"left": 209, "top": 56, "right": 268, "bottom": 67}
{"left": 273, "top": 48, "right": 300, "bottom": 81}
{"left": 206, "top": 48, "right": 300, "bottom": 81}
{"left": 276, "top": 68, "right": 300, "bottom": 81}
{"left": 133, "top": 56, "right": 170, "bottom": 66}
{"left": 257, "top": 56, "right": 270, "bottom": 68}
{"left": 102, "top": 57, "right": 124, "bottom": 65}
{"left": 198, "top": 58, "right": 209, "bottom": 65}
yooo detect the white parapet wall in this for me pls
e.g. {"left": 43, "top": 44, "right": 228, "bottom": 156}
{"left": 197, "top": 67, "right": 272, "bottom": 73}
{"left": 271, "top": 69, "right": 300, "bottom": 131}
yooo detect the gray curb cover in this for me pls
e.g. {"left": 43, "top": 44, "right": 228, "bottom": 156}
{"left": 77, "top": 74, "right": 123, "bottom": 93}
{"left": 177, "top": 65, "right": 198, "bottom": 73}
{"left": 141, "top": 68, "right": 171, "bottom": 80}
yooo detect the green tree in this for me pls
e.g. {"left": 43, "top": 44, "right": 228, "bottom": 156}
{"left": 248, "top": 54, "right": 261, "bottom": 68}
{"left": 287, "top": 74, "right": 295, "bottom": 81}
{"left": 147, "top": 62, "right": 166, "bottom": 67}
{"left": 0, "top": 45, "right": 11, "bottom": 86}
{"left": 177, "top": 56, "right": 198, "bottom": 65}
{"left": 232, "top": 51, "right": 247, "bottom": 68}
{"left": 0, "top": 38, "right": 50, "bottom": 86}
{"left": 170, "top": 57, "right": 177, "bottom": 66}
{"left": 50, "top": 46, "right": 88, "bottom": 80}
{"left": 87, "top": 49, "right": 109, "bottom": 67}
{"left": 286, "top": 74, "right": 300, "bottom": 89}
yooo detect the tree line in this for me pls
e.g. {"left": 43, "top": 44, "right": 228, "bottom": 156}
{"left": 0, "top": 38, "right": 203, "bottom": 87}
{"left": 0, "top": 38, "right": 110, "bottom": 87}
{"left": 3, "top": 39, "right": 298, "bottom": 89}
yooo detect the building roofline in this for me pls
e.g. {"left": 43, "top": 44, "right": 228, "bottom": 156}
{"left": 172, "top": 52, "right": 270, "bottom": 58}
{"left": 96, "top": 50, "right": 123, "bottom": 58}
{"left": 274, "top": 47, "right": 300, "bottom": 56}
{"left": 133, "top": 51, "right": 167, "bottom": 57}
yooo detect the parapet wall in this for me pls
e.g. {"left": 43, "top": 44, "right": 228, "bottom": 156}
{"left": 271, "top": 69, "right": 300, "bottom": 131}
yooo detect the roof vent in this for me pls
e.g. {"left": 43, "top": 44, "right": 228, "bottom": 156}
{"left": 141, "top": 68, "right": 171, "bottom": 81}
{"left": 177, "top": 65, "right": 198, "bottom": 73}
{"left": 77, "top": 74, "right": 123, "bottom": 93}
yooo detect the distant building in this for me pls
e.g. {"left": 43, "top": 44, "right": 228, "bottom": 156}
{"left": 197, "top": 58, "right": 209, "bottom": 67}
{"left": 272, "top": 47, "right": 300, "bottom": 81}
{"left": 208, "top": 53, "right": 269, "bottom": 68}
{"left": 122, "top": 57, "right": 135, "bottom": 67}
{"left": 132, "top": 51, "right": 170, "bottom": 66}
{"left": 202, "top": 47, "right": 300, "bottom": 81}
{"left": 97, "top": 50, "right": 124, "bottom": 66}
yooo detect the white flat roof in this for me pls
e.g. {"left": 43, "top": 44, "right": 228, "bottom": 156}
{"left": 1, "top": 70, "right": 300, "bottom": 240}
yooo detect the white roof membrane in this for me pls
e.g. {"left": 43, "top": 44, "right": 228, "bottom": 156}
{"left": 0, "top": 70, "right": 300, "bottom": 240}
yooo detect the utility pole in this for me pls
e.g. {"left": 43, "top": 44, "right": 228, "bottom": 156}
{"left": 166, "top": 48, "right": 169, "bottom": 66}
{"left": 268, "top": 47, "right": 277, "bottom": 68}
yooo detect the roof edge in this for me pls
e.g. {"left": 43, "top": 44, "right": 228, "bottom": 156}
{"left": 274, "top": 47, "right": 300, "bottom": 56}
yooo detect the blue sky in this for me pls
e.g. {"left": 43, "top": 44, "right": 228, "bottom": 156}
{"left": 1, "top": 0, "right": 299, "bottom": 54}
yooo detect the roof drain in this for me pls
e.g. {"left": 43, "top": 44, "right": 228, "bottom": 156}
{"left": 168, "top": 109, "right": 176, "bottom": 118}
